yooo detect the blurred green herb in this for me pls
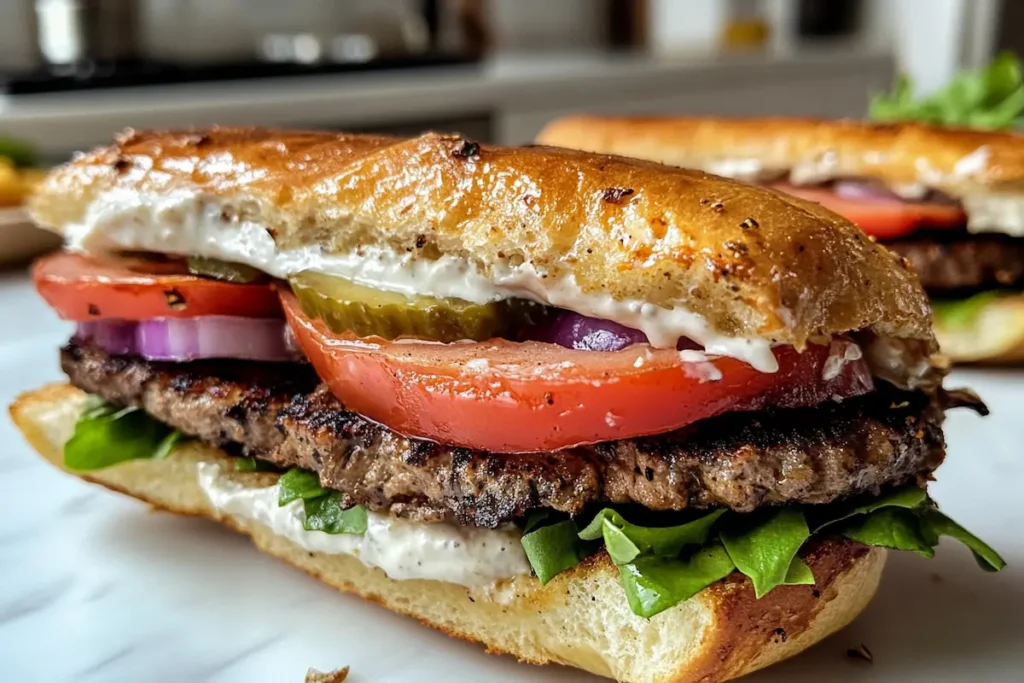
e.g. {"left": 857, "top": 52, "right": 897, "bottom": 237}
{"left": 870, "top": 52, "right": 1024, "bottom": 129}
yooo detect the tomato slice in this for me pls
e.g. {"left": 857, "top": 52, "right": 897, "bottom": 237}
{"left": 771, "top": 183, "right": 966, "bottom": 239}
{"left": 33, "top": 252, "right": 282, "bottom": 321}
{"left": 281, "top": 292, "right": 873, "bottom": 453}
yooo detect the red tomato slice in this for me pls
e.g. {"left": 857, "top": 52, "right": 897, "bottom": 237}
{"left": 771, "top": 183, "right": 966, "bottom": 239}
{"left": 33, "top": 252, "right": 282, "bottom": 321}
{"left": 281, "top": 292, "right": 873, "bottom": 453}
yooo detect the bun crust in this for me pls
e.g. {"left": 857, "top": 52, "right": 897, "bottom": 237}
{"left": 11, "top": 383, "right": 885, "bottom": 683}
{"left": 536, "top": 116, "right": 1024, "bottom": 196}
{"left": 30, "top": 127, "right": 932, "bottom": 349}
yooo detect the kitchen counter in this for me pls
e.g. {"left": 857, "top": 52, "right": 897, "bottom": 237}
{"left": 0, "top": 48, "right": 893, "bottom": 157}
{"left": 1, "top": 269, "right": 1023, "bottom": 682}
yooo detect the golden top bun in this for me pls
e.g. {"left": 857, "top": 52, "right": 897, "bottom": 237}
{"left": 29, "top": 127, "right": 933, "bottom": 350}
{"left": 11, "top": 382, "right": 886, "bottom": 683}
{"left": 536, "top": 115, "right": 1024, "bottom": 196}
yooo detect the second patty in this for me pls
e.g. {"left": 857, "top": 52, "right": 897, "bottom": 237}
{"left": 887, "top": 231, "right": 1024, "bottom": 293}
{"left": 62, "top": 341, "right": 947, "bottom": 528}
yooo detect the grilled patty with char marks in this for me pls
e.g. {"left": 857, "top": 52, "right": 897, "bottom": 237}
{"left": 887, "top": 231, "right": 1024, "bottom": 293}
{"left": 62, "top": 341, "right": 947, "bottom": 529}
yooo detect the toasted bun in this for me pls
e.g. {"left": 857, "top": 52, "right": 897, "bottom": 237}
{"left": 935, "top": 294, "right": 1024, "bottom": 363}
{"left": 29, "top": 127, "right": 932, "bottom": 351}
{"left": 11, "top": 383, "right": 885, "bottom": 683}
{"left": 536, "top": 116, "right": 1024, "bottom": 197}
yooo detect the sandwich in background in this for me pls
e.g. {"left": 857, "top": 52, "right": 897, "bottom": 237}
{"left": 12, "top": 128, "right": 1005, "bottom": 683}
{"left": 536, "top": 57, "right": 1024, "bottom": 363}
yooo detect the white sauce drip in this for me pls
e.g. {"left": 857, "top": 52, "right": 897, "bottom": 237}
{"left": 63, "top": 189, "right": 780, "bottom": 372}
{"left": 197, "top": 463, "right": 531, "bottom": 587}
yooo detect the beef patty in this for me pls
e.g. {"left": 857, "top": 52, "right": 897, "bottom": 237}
{"left": 62, "top": 341, "right": 947, "bottom": 528}
{"left": 886, "top": 231, "right": 1024, "bottom": 293}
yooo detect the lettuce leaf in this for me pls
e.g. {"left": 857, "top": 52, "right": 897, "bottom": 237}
{"left": 812, "top": 485, "right": 927, "bottom": 532}
{"left": 0, "top": 137, "right": 36, "bottom": 167}
{"left": 153, "top": 431, "right": 184, "bottom": 460}
{"left": 784, "top": 557, "right": 816, "bottom": 586}
{"left": 618, "top": 546, "right": 736, "bottom": 618}
{"left": 235, "top": 456, "right": 282, "bottom": 472}
{"left": 301, "top": 492, "right": 368, "bottom": 535}
{"left": 870, "top": 52, "right": 1024, "bottom": 129}
{"left": 278, "top": 468, "right": 327, "bottom": 505}
{"left": 578, "top": 508, "right": 725, "bottom": 560}
{"left": 920, "top": 508, "right": 1006, "bottom": 571}
{"left": 931, "top": 292, "right": 1001, "bottom": 330}
{"left": 517, "top": 491, "right": 1004, "bottom": 619}
{"left": 276, "top": 468, "right": 367, "bottom": 535}
{"left": 64, "top": 397, "right": 182, "bottom": 471}
{"left": 520, "top": 519, "right": 594, "bottom": 584}
{"left": 840, "top": 507, "right": 936, "bottom": 558}
{"left": 721, "top": 508, "right": 810, "bottom": 598}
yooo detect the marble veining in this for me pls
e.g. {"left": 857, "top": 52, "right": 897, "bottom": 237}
{"left": 0, "top": 272, "right": 1023, "bottom": 682}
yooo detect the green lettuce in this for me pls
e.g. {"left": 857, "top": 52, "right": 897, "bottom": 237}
{"left": 619, "top": 546, "right": 736, "bottom": 618}
{"left": 277, "top": 468, "right": 367, "bottom": 536}
{"left": 519, "top": 486, "right": 1005, "bottom": 619}
{"left": 720, "top": 508, "right": 811, "bottom": 598}
{"left": 578, "top": 508, "right": 725, "bottom": 560}
{"left": 278, "top": 468, "right": 327, "bottom": 505}
{"left": 234, "top": 456, "right": 282, "bottom": 473}
{"left": 520, "top": 520, "right": 596, "bottom": 583}
{"left": 302, "top": 492, "right": 368, "bottom": 535}
{"left": 840, "top": 508, "right": 936, "bottom": 558}
{"left": 920, "top": 508, "right": 1006, "bottom": 571}
{"left": 0, "top": 137, "right": 36, "bottom": 167}
{"left": 869, "top": 52, "right": 1024, "bottom": 129}
{"left": 931, "top": 292, "right": 1001, "bottom": 330}
{"left": 64, "top": 397, "right": 184, "bottom": 470}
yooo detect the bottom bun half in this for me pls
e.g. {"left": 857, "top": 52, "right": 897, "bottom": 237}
{"left": 935, "top": 293, "right": 1024, "bottom": 363}
{"left": 11, "top": 384, "right": 885, "bottom": 683}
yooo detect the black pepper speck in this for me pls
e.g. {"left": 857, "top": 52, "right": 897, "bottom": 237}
{"left": 163, "top": 289, "right": 187, "bottom": 311}
{"left": 602, "top": 187, "right": 635, "bottom": 204}
{"left": 451, "top": 139, "right": 481, "bottom": 159}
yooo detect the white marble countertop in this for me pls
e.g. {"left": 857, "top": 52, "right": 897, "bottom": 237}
{"left": 1, "top": 268, "right": 1022, "bottom": 682}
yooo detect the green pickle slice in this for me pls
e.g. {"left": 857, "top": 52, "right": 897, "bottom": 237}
{"left": 187, "top": 256, "right": 267, "bottom": 284}
{"left": 289, "top": 270, "right": 546, "bottom": 342}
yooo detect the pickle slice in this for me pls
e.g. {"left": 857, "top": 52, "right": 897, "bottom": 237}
{"left": 187, "top": 256, "right": 267, "bottom": 284}
{"left": 289, "top": 270, "right": 546, "bottom": 342}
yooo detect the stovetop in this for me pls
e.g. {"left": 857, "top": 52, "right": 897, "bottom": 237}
{"left": 0, "top": 53, "right": 480, "bottom": 95}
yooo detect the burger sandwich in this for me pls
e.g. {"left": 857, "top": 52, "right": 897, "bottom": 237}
{"left": 11, "top": 128, "right": 1005, "bottom": 683}
{"left": 538, "top": 116, "right": 1024, "bottom": 363}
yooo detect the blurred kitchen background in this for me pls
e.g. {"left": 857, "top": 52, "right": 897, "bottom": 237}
{"left": 0, "top": 0, "right": 1017, "bottom": 261}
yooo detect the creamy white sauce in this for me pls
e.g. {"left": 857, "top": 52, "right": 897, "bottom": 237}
{"left": 822, "top": 339, "right": 863, "bottom": 381}
{"left": 862, "top": 336, "right": 934, "bottom": 391}
{"left": 705, "top": 158, "right": 783, "bottom": 183}
{"left": 690, "top": 148, "right": 1024, "bottom": 235}
{"left": 790, "top": 151, "right": 842, "bottom": 185}
{"left": 197, "top": 463, "right": 531, "bottom": 586}
{"left": 63, "top": 189, "right": 780, "bottom": 372}
{"left": 960, "top": 193, "right": 1024, "bottom": 234}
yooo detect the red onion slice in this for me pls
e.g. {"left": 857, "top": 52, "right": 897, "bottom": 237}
{"left": 76, "top": 317, "right": 294, "bottom": 362}
{"left": 530, "top": 312, "right": 648, "bottom": 351}
{"left": 832, "top": 180, "right": 960, "bottom": 206}
{"left": 832, "top": 180, "right": 904, "bottom": 204}
{"left": 523, "top": 311, "right": 701, "bottom": 352}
